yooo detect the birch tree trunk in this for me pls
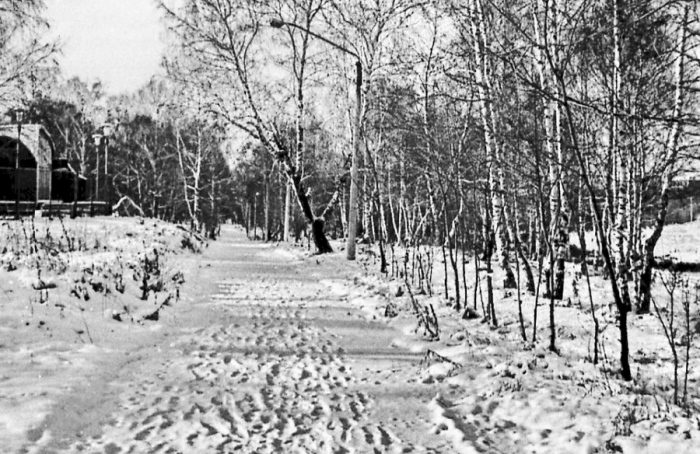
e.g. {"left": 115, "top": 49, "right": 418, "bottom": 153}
{"left": 208, "top": 156, "right": 218, "bottom": 239}
{"left": 469, "top": 0, "right": 516, "bottom": 289}
{"left": 533, "top": 0, "right": 567, "bottom": 300}
{"left": 610, "top": 0, "right": 634, "bottom": 313}
{"left": 176, "top": 126, "right": 202, "bottom": 231}
{"left": 638, "top": 6, "right": 689, "bottom": 313}
{"left": 555, "top": 53, "right": 633, "bottom": 382}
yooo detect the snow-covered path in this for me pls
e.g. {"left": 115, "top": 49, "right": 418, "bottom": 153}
{"left": 51, "top": 230, "right": 459, "bottom": 453}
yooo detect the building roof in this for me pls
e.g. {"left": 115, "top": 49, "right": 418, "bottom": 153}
{"left": 0, "top": 124, "right": 55, "bottom": 168}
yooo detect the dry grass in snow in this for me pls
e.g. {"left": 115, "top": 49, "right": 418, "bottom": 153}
{"left": 0, "top": 216, "right": 204, "bottom": 452}
{"left": 2, "top": 217, "right": 699, "bottom": 453}
{"left": 307, "top": 221, "right": 700, "bottom": 454}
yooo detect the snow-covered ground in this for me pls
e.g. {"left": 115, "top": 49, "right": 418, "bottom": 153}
{"left": 0, "top": 217, "right": 198, "bottom": 452}
{"left": 345, "top": 221, "right": 700, "bottom": 454}
{"left": 1, "top": 217, "right": 698, "bottom": 453}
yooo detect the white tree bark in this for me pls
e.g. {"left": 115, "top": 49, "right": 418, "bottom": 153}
{"left": 469, "top": 0, "right": 516, "bottom": 289}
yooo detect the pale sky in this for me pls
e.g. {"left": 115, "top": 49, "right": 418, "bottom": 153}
{"left": 44, "top": 0, "right": 166, "bottom": 95}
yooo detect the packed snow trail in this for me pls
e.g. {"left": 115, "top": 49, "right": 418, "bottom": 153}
{"left": 45, "top": 228, "right": 464, "bottom": 453}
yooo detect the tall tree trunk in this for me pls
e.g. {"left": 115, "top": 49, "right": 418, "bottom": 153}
{"left": 264, "top": 178, "right": 270, "bottom": 241}
{"left": 209, "top": 157, "right": 218, "bottom": 240}
{"left": 469, "top": 0, "right": 516, "bottom": 289}
{"left": 610, "top": 0, "right": 633, "bottom": 314}
{"left": 638, "top": 5, "right": 689, "bottom": 313}
{"left": 176, "top": 126, "right": 201, "bottom": 231}
{"left": 557, "top": 59, "right": 633, "bottom": 382}
{"left": 533, "top": 0, "right": 567, "bottom": 300}
{"left": 287, "top": 166, "right": 332, "bottom": 253}
{"left": 508, "top": 194, "right": 536, "bottom": 293}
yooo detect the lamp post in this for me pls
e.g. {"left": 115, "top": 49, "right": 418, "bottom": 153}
{"left": 101, "top": 123, "right": 114, "bottom": 214}
{"left": 270, "top": 19, "right": 362, "bottom": 260}
{"left": 253, "top": 191, "right": 260, "bottom": 240}
{"left": 92, "top": 133, "right": 102, "bottom": 215}
{"left": 71, "top": 133, "right": 83, "bottom": 218}
{"left": 283, "top": 180, "right": 290, "bottom": 242}
{"left": 71, "top": 159, "right": 78, "bottom": 219}
{"left": 14, "top": 109, "right": 25, "bottom": 220}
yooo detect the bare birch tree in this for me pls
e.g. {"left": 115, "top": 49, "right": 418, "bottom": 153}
{"left": 161, "top": 0, "right": 334, "bottom": 252}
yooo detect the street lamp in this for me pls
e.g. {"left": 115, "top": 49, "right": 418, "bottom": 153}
{"left": 283, "top": 179, "right": 291, "bottom": 242}
{"left": 92, "top": 133, "right": 102, "bottom": 215}
{"left": 101, "top": 123, "right": 114, "bottom": 214}
{"left": 253, "top": 191, "right": 260, "bottom": 240}
{"left": 270, "top": 19, "right": 362, "bottom": 260}
{"left": 14, "top": 109, "right": 25, "bottom": 220}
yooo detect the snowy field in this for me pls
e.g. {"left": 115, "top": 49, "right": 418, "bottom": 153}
{"left": 0, "top": 217, "right": 698, "bottom": 453}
